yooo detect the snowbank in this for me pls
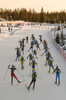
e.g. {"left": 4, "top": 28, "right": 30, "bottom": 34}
{"left": 51, "top": 28, "right": 66, "bottom": 60}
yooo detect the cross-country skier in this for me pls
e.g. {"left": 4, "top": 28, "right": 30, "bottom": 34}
{"left": 11, "top": 27, "right": 12, "bottom": 33}
{"left": 45, "top": 51, "right": 52, "bottom": 66}
{"left": 33, "top": 39, "right": 37, "bottom": 45}
{"left": 8, "top": 27, "right": 10, "bottom": 32}
{"left": 19, "top": 40, "right": 22, "bottom": 50}
{"left": 31, "top": 34, "right": 35, "bottom": 40}
{"left": 27, "top": 53, "right": 34, "bottom": 65}
{"left": 53, "top": 65, "right": 61, "bottom": 85}
{"left": 27, "top": 70, "right": 37, "bottom": 90}
{"left": 22, "top": 38, "right": 25, "bottom": 45}
{"left": 20, "top": 38, "right": 25, "bottom": 54}
{"left": 20, "top": 56, "right": 25, "bottom": 69}
{"left": 39, "top": 35, "right": 42, "bottom": 43}
{"left": 42, "top": 40, "right": 47, "bottom": 50}
{"left": 42, "top": 40, "right": 48, "bottom": 51}
{"left": 21, "top": 44, "right": 25, "bottom": 54}
{"left": 48, "top": 57, "right": 54, "bottom": 73}
{"left": 28, "top": 41, "right": 34, "bottom": 52}
{"left": 26, "top": 36, "right": 28, "bottom": 43}
{"left": 30, "top": 60, "right": 37, "bottom": 69}
{"left": 15, "top": 47, "right": 21, "bottom": 61}
{"left": 36, "top": 42, "right": 41, "bottom": 51}
{"left": 41, "top": 46, "right": 49, "bottom": 56}
{"left": 8, "top": 65, "right": 20, "bottom": 85}
{"left": 33, "top": 50, "right": 38, "bottom": 59}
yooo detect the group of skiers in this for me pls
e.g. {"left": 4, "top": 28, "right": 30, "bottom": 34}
{"left": 7, "top": 33, "right": 61, "bottom": 89}
{"left": 42, "top": 40, "right": 61, "bottom": 85}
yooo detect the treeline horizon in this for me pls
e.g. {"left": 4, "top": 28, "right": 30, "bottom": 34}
{"left": 0, "top": 7, "right": 66, "bottom": 23}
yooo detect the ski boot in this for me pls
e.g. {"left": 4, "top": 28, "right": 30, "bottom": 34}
{"left": 58, "top": 81, "right": 60, "bottom": 86}
{"left": 48, "top": 70, "right": 50, "bottom": 73}
{"left": 21, "top": 66, "right": 24, "bottom": 70}
{"left": 27, "top": 86, "right": 30, "bottom": 90}
{"left": 55, "top": 81, "right": 57, "bottom": 84}
{"left": 17, "top": 80, "right": 21, "bottom": 83}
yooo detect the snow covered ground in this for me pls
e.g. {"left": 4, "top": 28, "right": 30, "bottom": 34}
{"left": 0, "top": 24, "right": 66, "bottom": 100}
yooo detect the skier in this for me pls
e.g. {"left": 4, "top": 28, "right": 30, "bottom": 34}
{"left": 42, "top": 40, "right": 47, "bottom": 50}
{"left": 45, "top": 51, "right": 52, "bottom": 66}
{"left": 36, "top": 42, "right": 41, "bottom": 51}
{"left": 48, "top": 57, "right": 54, "bottom": 73}
{"left": 33, "top": 50, "right": 38, "bottom": 59}
{"left": 8, "top": 27, "right": 10, "bottom": 32}
{"left": 33, "top": 39, "right": 37, "bottom": 45}
{"left": 22, "top": 38, "right": 25, "bottom": 46}
{"left": 20, "top": 56, "right": 25, "bottom": 69}
{"left": 53, "top": 66, "right": 61, "bottom": 85}
{"left": 15, "top": 47, "right": 21, "bottom": 61}
{"left": 20, "top": 38, "right": 25, "bottom": 54}
{"left": 27, "top": 53, "right": 34, "bottom": 65}
{"left": 31, "top": 34, "right": 35, "bottom": 40}
{"left": 26, "top": 36, "right": 28, "bottom": 43}
{"left": 41, "top": 43, "right": 49, "bottom": 56}
{"left": 21, "top": 43, "right": 25, "bottom": 54}
{"left": 8, "top": 65, "right": 20, "bottom": 85}
{"left": 27, "top": 70, "right": 37, "bottom": 90}
{"left": 11, "top": 27, "right": 12, "bottom": 33}
{"left": 19, "top": 40, "right": 22, "bottom": 50}
{"left": 42, "top": 40, "right": 48, "bottom": 51}
{"left": 31, "top": 60, "right": 37, "bottom": 69}
{"left": 28, "top": 41, "right": 34, "bottom": 52}
{"left": 39, "top": 35, "right": 42, "bottom": 43}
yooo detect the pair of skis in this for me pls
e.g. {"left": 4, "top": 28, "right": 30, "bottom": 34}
{"left": 14, "top": 80, "right": 25, "bottom": 86}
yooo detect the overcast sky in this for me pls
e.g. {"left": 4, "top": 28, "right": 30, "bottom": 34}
{"left": 0, "top": 0, "right": 66, "bottom": 12}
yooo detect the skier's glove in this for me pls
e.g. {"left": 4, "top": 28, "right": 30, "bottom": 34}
{"left": 8, "top": 65, "right": 10, "bottom": 68}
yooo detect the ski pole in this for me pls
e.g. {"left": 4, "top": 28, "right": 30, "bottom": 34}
{"left": 37, "top": 76, "right": 43, "bottom": 80}
{"left": 17, "top": 69, "right": 25, "bottom": 79}
{"left": 30, "top": 66, "right": 32, "bottom": 76}
{"left": 3, "top": 68, "right": 8, "bottom": 80}
{"left": 36, "top": 65, "right": 38, "bottom": 75}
